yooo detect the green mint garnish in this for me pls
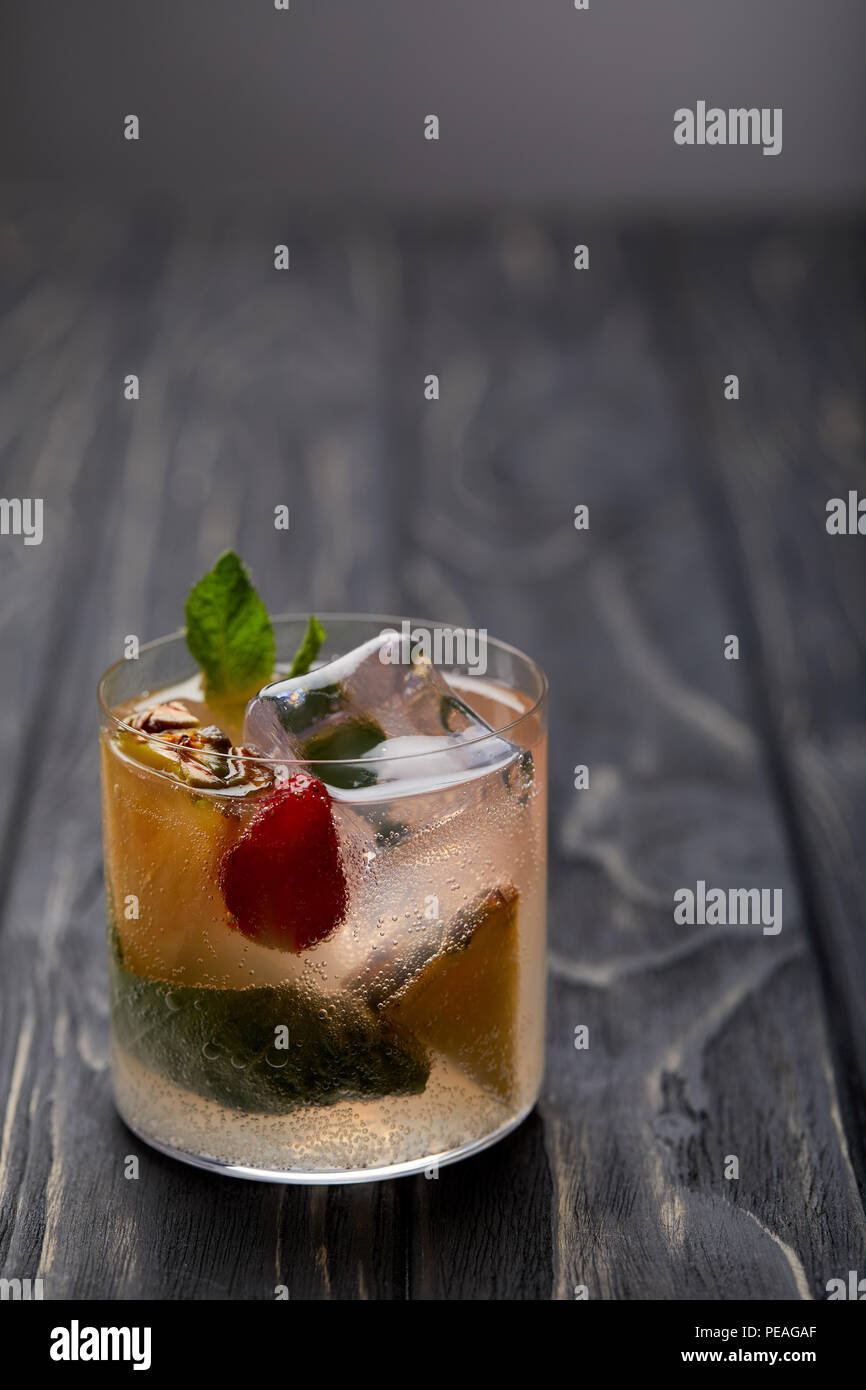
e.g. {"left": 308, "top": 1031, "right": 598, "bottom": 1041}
{"left": 288, "top": 614, "right": 326, "bottom": 678}
{"left": 185, "top": 551, "right": 275, "bottom": 702}
{"left": 185, "top": 552, "right": 327, "bottom": 701}
{"left": 109, "top": 957, "right": 430, "bottom": 1112}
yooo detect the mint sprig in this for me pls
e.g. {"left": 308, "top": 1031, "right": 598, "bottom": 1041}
{"left": 185, "top": 551, "right": 275, "bottom": 702}
{"left": 288, "top": 614, "right": 326, "bottom": 678}
{"left": 184, "top": 551, "right": 326, "bottom": 701}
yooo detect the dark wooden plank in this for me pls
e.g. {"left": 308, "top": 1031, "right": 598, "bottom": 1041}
{"left": 645, "top": 224, "right": 866, "bottom": 1204}
{"left": 392, "top": 222, "right": 866, "bottom": 1297}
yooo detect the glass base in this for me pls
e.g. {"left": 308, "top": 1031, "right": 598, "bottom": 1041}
{"left": 118, "top": 1101, "right": 536, "bottom": 1184}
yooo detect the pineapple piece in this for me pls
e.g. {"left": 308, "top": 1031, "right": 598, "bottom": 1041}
{"left": 101, "top": 735, "right": 240, "bottom": 981}
{"left": 103, "top": 702, "right": 303, "bottom": 988}
{"left": 116, "top": 727, "right": 189, "bottom": 779}
{"left": 385, "top": 885, "right": 520, "bottom": 1103}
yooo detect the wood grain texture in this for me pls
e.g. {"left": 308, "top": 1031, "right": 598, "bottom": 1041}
{"left": 0, "top": 199, "right": 864, "bottom": 1300}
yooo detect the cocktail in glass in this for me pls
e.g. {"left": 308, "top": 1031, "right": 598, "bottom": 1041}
{"left": 98, "top": 615, "right": 547, "bottom": 1182}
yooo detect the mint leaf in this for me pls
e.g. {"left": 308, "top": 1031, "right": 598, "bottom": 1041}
{"left": 109, "top": 959, "right": 430, "bottom": 1112}
{"left": 185, "top": 551, "right": 275, "bottom": 701}
{"left": 288, "top": 614, "right": 326, "bottom": 678}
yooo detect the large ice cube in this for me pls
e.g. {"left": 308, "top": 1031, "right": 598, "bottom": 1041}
{"left": 242, "top": 631, "right": 523, "bottom": 802}
{"left": 242, "top": 633, "right": 535, "bottom": 995}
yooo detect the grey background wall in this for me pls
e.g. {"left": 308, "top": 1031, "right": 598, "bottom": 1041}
{"left": 2, "top": 0, "right": 865, "bottom": 212}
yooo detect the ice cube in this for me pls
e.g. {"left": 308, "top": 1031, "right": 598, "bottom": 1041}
{"left": 242, "top": 631, "right": 524, "bottom": 804}
{"left": 242, "top": 634, "right": 537, "bottom": 999}
{"left": 242, "top": 631, "right": 533, "bottom": 992}
{"left": 323, "top": 784, "right": 523, "bottom": 988}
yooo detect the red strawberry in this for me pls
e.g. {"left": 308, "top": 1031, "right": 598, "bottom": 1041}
{"left": 220, "top": 774, "right": 347, "bottom": 952}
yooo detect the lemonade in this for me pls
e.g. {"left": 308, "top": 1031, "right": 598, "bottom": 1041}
{"left": 99, "top": 565, "right": 547, "bottom": 1181}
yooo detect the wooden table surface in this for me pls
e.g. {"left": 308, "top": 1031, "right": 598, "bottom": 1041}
{"left": 1, "top": 198, "right": 865, "bottom": 1299}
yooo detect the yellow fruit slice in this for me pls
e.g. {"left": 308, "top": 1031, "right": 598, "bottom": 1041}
{"left": 386, "top": 885, "right": 519, "bottom": 1103}
{"left": 101, "top": 734, "right": 239, "bottom": 981}
{"left": 116, "top": 727, "right": 189, "bottom": 779}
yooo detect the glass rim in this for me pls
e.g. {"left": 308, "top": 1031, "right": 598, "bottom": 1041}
{"left": 97, "top": 610, "right": 549, "bottom": 769}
